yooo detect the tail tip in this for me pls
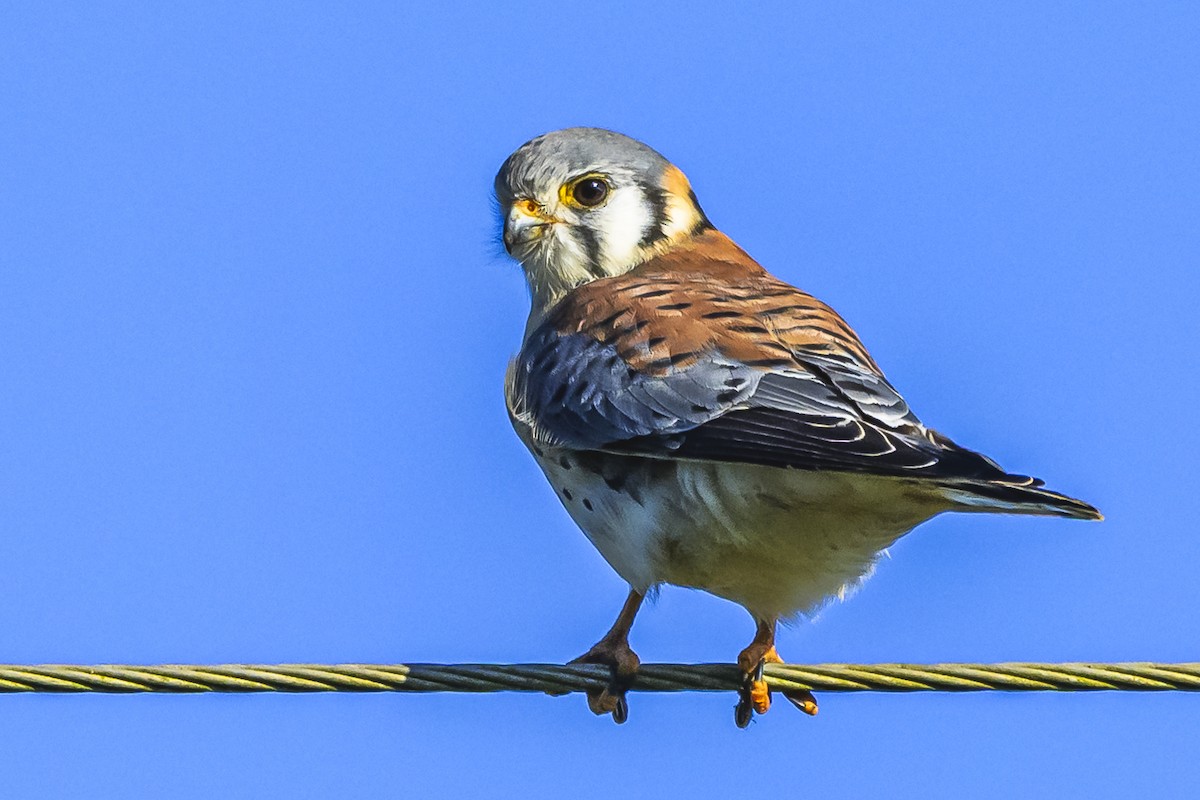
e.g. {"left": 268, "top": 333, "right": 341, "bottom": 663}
{"left": 941, "top": 480, "right": 1103, "bottom": 521}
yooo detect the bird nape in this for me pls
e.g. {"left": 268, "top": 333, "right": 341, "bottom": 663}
{"left": 495, "top": 126, "right": 1100, "bottom": 728}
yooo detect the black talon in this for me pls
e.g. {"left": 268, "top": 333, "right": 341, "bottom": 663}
{"left": 612, "top": 694, "right": 629, "bottom": 724}
{"left": 734, "top": 695, "right": 753, "bottom": 729}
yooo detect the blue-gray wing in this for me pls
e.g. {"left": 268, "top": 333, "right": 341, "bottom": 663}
{"left": 508, "top": 306, "right": 1018, "bottom": 482}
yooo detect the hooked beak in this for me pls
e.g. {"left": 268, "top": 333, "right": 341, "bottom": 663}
{"left": 503, "top": 199, "right": 556, "bottom": 253}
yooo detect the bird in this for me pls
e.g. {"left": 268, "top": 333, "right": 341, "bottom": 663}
{"left": 495, "top": 127, "right": 1101, "bottom": 727}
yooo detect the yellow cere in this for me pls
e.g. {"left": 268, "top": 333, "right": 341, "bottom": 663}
{"left": 514, "top": 198, "right": 542, "bottom": 217}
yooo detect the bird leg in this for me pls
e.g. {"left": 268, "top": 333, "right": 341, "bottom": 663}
{"left": 734, "top": 617, "right": 819, "bottom": 728}
{"left": 568, "top": 589, "right": 644, "bottom": 724}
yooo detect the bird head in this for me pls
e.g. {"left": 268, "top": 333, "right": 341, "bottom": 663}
{"left": 495, "top": 127, "right": 711, "bottom": 314}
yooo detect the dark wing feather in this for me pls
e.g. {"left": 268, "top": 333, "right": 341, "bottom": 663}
{"left": 512, "top": 321, "right": 761, "bottom": 449}
{"left": 510, "top": 232, "right": 1032, "bottom": 484}
{"left": 608, "top": 363, "right": 1021, "bottom": 482}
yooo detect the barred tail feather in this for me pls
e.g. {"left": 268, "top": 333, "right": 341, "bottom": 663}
{"left": 939, "top": 479, "right": 1103, "bottom": 521}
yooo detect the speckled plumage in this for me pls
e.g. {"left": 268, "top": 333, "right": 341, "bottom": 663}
{"left": 504, "top": 227, "right": 1097, "bottom": 617}
{"left": 496, "top": 127, "right": 1099, "bottom": 723}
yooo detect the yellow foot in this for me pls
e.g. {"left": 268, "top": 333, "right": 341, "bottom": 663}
{"left": 734, "top": 645, "right": 782, "bottom": 727}
{"left": 749, "top": 677, "right": 771, "bottom": 714}
{"left": 569, "top": 637, "right": 640, "bottom": 725}
{"left": 784, "top": 689, "right": 819, "bottom": 716}
{"left": 734, "top": 646, "right": 818, "bottom": 726}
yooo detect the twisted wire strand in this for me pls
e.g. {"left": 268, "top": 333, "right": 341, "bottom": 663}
{"left": 0, "top": 663, "right": 1196, "bottom": 694}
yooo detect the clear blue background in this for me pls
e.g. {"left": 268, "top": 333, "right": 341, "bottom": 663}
{"left": 2, "top": 2, "right": 1197, "bottom": 797}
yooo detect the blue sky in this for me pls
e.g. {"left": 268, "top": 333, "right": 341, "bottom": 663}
{"left": 2, "top": 2, "right": 1198, "bottom": 797}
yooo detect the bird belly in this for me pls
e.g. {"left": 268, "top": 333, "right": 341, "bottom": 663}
{"left": 530, "top": 445, "right": 948, "bottom": 620}
{"left": 654, "top": 462, "right": 947, "bottom": 619}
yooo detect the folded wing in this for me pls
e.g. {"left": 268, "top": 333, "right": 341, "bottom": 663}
{"left": 511, "top": 257, "right": 1023, "bottom": 485}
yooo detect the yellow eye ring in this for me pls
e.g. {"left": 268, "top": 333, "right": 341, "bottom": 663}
{"left": 561, "top": 174, "right": 611, "bottom": 208}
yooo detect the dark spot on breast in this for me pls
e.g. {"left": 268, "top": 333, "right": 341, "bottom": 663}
{"left": 561, "top": 488, "right": 574, "bottom": 501}
{"left": 531, "top": 445, "right": 544, "bottom": 457}
{"left": 647, "top": 336, "right": 667, "bottom": 348}
{"left": 717, "top": 390, "right": 739, "bottom": 403}
{"left": 702, "top": 310, "right": 743, "bottom": 319}
{"left": 657, "top": 302, "right": 692, "bottom": 311}
{"left": 582, "top": 498, "right": 594, "bottom": 511}
{"left": 633, "top": 288, "right": 672, "bottom": 299}
{"left": 728, "top": 324, "right": 770, "bottom": 335}
{"left": 558, "top": 456, "right": 572, "bottom": 470}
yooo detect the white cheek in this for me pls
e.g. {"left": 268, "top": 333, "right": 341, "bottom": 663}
{"left": 594, "top": 188, "right": 651, "bottom": 272}
{"left": 518, "top": 222, "right": 593, "bottom": 311}
{"left": 547, "top": 225, "right": 590, "bottom": 275}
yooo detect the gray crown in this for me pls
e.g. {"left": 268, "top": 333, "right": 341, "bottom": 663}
{"left": 495, "top": 127, "right": 672, "bottom": 201}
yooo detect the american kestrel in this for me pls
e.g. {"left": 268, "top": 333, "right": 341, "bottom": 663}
{"left": 496, "top": 127, "right": 1100, "bottom": 727}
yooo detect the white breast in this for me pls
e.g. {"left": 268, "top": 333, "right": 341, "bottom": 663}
{"left": 528, "top": 442, "right": 950, "bottom": 620}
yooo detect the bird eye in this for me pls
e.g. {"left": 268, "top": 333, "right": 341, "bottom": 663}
{"left": 569, "top": 176, "right": 610, "bottom": 208}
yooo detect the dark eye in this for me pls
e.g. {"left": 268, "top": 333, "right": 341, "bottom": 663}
{"left": 571, "top": 177, "right": 610, "bottom": 207}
